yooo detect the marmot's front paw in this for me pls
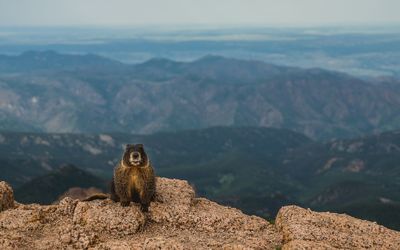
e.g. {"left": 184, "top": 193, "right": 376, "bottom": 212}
{"left": 141, "top": 204, "right": 149, "bottom": 212}
{"left": 120, "top": 201, "right": 130, "bottom": 207}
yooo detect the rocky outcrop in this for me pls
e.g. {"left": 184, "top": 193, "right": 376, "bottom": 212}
{"left": 1, "top": 178, "right": 399, "bottom": 249}
{"left": 0, "top": 181, "right": 14, "bottom": 212}
{"left": 0, "top": 178, "right": 280, "bottom": 249}
{"left": 276, "top": 205, "right": 400, "bottom": 249}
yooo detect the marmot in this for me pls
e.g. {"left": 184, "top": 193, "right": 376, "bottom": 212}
{"left": 84, "top": 144, "right": 156, "bottom": 212}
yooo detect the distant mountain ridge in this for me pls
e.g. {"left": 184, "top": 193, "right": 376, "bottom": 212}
{"left": 14, "top": 164, "right": 106, "bottom": 204}
{"left": 0, "top": 126, "right": 311, "bottom": 187}
{"left": 0, "top": 51, "right": 400, "bottom": 139}
{"left": 0, "top": 50, "right": 122, "bottom": 72}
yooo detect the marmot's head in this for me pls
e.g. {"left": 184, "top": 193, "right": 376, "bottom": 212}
{"left": 123, "top": 144, "right": 148, "bottom": 167}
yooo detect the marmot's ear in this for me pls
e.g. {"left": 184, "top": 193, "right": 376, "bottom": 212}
{"left": 125, "top": 144, "right": 133, "bottom": 150}
{"left": 136, "top": 143, "right": 144, "bottom": 149}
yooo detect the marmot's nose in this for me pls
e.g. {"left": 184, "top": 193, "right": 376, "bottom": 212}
{"left": 133, "top": 152, "right": 140, "bottom": 159}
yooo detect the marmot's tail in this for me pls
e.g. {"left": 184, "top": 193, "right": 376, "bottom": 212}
{"left": 82, "top": 193, "right": 109, "bottom": 201}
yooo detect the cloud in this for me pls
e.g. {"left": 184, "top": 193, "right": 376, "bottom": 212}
{"left": 0, "top": 0, "right": 399, "bottom": 26}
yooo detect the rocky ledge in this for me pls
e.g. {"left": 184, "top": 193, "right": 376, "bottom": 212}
{"left": 1, "top": 179, "right": 399, "bottom": 249}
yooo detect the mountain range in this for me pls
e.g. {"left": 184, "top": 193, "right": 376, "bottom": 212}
{"left": 1, "top": 127, "right": 399, "bottom": 230}
{"left": 0, "top": 51, "right": 400, "bottom": 139}
{"left": 0, "top": 50, "right": 399, "bottom": 229}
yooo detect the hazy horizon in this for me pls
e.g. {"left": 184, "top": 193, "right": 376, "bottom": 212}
{"left": 0, "top": 0, "right": 399, "bottom": 27}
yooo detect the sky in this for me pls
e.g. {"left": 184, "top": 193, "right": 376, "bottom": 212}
{"left": 0, "top": 0, "right": 399, "bottom": 27}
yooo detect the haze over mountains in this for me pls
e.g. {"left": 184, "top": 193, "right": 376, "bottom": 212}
{"left": 1, "top": 51, "right": 400, "bottom": 139}
{"left": 2, "top": 27, "right": 400, "bottom": 78}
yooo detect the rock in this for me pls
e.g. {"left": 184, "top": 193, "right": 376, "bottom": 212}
{"left": 0, "top": 181, "right": 14, "bottom": 212}
{"left": 276, "top": 205, "right": 400, "bottom": 249}
{"left": 282, "top": 240, "right": 337, "bottom": 250}
{"left": 150, "top": 178, "right": 195, "bottom": 223}
{"left": 73, "top": 199, "right": 146, "bottom": 236}
{"left": 222, "top": 243, "right": 254, "bottom": 250}
{"left": 1, "top": 179, "right": 399, "bottom": 249}
{"left": 0, "top": 177, "right": 282, "bottom": 249}
{"left": 143, "top": 237, "right": 184, "bottom": 250}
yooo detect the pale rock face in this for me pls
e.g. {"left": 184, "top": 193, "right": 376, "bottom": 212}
{"left": 0, "top": 134, "right": 5, "bottom": 144}
{"left": 82, "top": 143, "right": 102, "bottom": 155}
{"left": 0, "top": 179, "right": 399, "bottom": 249}
{"left": 99, "top": 134, "right": 115, "bottom": 146}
